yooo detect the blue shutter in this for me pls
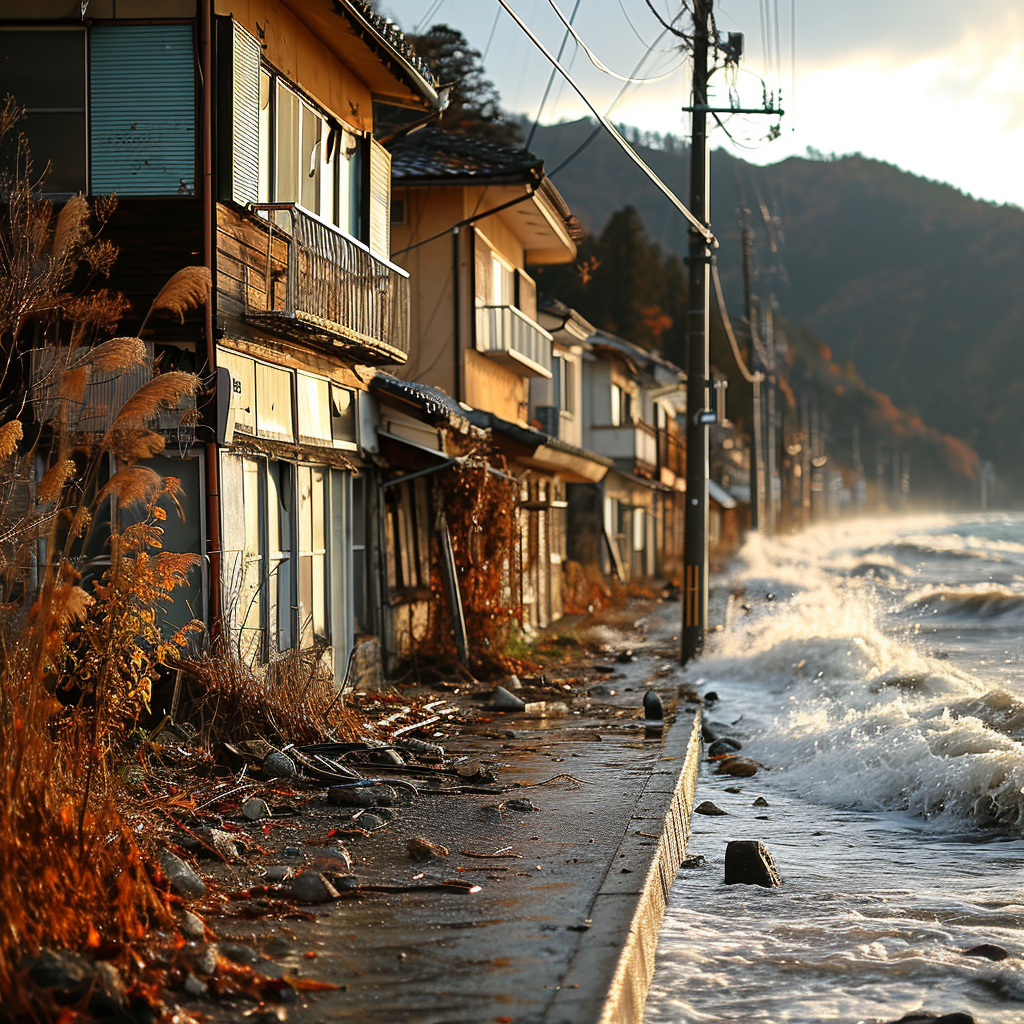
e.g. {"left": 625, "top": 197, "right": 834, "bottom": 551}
{"left": 90, "top": 25, "right": 196, "bottom": 196}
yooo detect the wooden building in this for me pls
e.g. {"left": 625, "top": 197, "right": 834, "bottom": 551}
{"left": 3, "top": 0, "right": 442, "bottom": 681}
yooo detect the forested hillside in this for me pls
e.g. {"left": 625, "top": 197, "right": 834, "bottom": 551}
{"left": 526, "top": 118, "right": 1024, "bottom": 499}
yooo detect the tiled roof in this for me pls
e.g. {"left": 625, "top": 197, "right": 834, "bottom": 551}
{"left": 388, "top": 128, "right": 544, "bottom": 184}
{"left": 339, "top": 0, "right": 437, "bottom": 92}
{"left": 371, "top": 372, "right": 470, "bottom": 432}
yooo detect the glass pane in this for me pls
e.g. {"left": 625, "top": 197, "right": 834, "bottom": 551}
{"left": 0, "top": 29, "right": 84, "bottom": 108}
{"left": 22, "top": 111, "right": 86, "bottom": 194}
{"left": 258, "top": 70, "right": 271, "bottom": 203}
{"left": 299, "top": 103, "right": 320, "bottom": 212}
{"left": 275, "top": 82, "right": 299, "bottom": 203}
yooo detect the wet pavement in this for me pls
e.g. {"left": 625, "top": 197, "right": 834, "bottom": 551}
{"left": 178, "top": 604, "right": 702, "bottom": 1024}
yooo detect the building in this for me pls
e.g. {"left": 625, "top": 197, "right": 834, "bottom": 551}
{"left": 3, "top": 0, "right": 442, "bottom": 682}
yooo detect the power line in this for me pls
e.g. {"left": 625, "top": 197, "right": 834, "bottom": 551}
{"left": 525, "top": 0, "right": 583, "bottom": 152}
{"left": 545, "top": 0, "right": 685, "bottom": 84}
{"left": 493, "top": 0, "right": 713, "bottom": 242}
{"left": 414, "top": 0, "right": 447, "bottom": 35}
{"left": 482, "top": 7, "right": 502, "bottom": 61}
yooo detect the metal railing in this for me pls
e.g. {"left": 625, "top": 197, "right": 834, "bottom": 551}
{"left": 247, "top": 203, "right": 410, "bottom": 362}
{"left": 475, "top": 304, "right": 553, "bottom": 377}
{"left": 658, "top": 429, "right": 686, "bottom": 476}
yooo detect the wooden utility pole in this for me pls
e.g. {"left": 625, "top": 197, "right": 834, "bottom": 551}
{"left": 682, "top": 0, "right": 713, "bottom": 664}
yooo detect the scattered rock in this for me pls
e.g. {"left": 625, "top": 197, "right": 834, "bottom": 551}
{"left": 491, "top": 686, "right": 527, "bottom": 712}
{"left": 263, "top": 934, "right": 297, "bottom": 957}
{"left": 701, "top": 723, "right": 718, "bottom": 742}
{"left": 481, "top": 804, "right": 504, "bottom": 821}
{"left": 704, "top": 691, "right": 719, "bottom": 703}
{"left": 695, "top": 801, "right": 728, "bottom": 816}
{"left": 724, "top": 840, "right": 783, "bottom": 887}
{"left": 177, "top": 909, "right": 207, "bottom": 940}
{"left": 502, "top": 674, "right": 523, "bottom": 691}
{"left": 680, "top": 855, "right": 707, "bottom": 869}
{"left": 241, "top": 797, "right": 272, "bottom": 821}
{"left": 182, "top": 972, "right": 207, "bottom": 998}
{"left": 724, "top": 786, "right": 743, "bottom": 794}
{"left": 203, "top": 827, "right": 243, "bottom": 861}
{"left": 328, "top": 873, "right": 361, "bottom": 891}
{"left": 179, "top": 944, "right": 217, "bottom": 977}
{"left": 357, "top": 812, "right": 384, "bottom": 830}
{"left": 753, "top": 796, "right": 770, "bottom": 808}
{"left": 263, "top": 866, "right": 294, "bottom": 883}
{"left": 677, "top": 685, "right": 701, "bottom": 703}
{"left": 398, "top": 737, "right": 445, "bottom": 757}
{"left": 218, "top": 941, "right": 262, "bottom": 967}
{"left": 262, "top": 750, "right": 297, "bottom": 779}
{"left": 714, "top": 756, "right": 760, "bottom": 778}
{"left": 328, "top": 785, "right": 394, "bottom": 808}
{"left": 708, "top": 737, "right": 742, "bottom": 758}
{"left": 407, "top": 837, "right": 449, "bottom": 861}
{"left": 962, "top": 943, "right": 1009, "bottom": 961}
{"left": 504, "top": 798, "right": 539, "bottom": 813}
{"left": 304, "top": 846, "right": 353, "bottom": 872}
{"left": 159, "top": 850, "right": 206, "bottom": 897}
{"left": 28, "top": 949, "right": 128, "bottom": 1014}
{"left": 616, "top": 650, "right": 635, "bottom": 664}
{"left": 883, "top": 1014, "right": 976, "bottom": 1024}
{"left": 287, "top": 870, "right": 340, "bottom": 903}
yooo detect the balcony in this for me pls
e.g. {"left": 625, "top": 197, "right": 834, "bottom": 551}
{"left": 475, "top": 304, "right": 553, "bottom": 378}
{"left": 245, "top": 204, "right": 410, "bottom": 365}
{"left": 590, "top": 420, "right": 658, "bottom": 471}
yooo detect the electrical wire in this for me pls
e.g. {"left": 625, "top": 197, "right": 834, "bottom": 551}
{"left": 482, "top": 7, "right": 502, "bottom": 61}
{"left": 544, "top": 0, "right": 684, "bottom": 84}
{"left": 414, "top": 0, "right": 447, "bottom": 35}
{"left": 493, "top": 0, "right": 713, "bottom": 242}
{"left": 548, "top": 23, "right": 677, "bottom": 177}
{"left": 525, "top": 0, "right": 583, "bottom": 152}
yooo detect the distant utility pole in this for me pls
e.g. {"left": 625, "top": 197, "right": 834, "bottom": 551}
{"left": 682, "top": 0, "right": 713, "bottom": 665}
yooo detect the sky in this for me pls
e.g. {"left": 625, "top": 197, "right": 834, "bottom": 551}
{"left": 378, "top": 0, "right": 1024, "bottom": 209}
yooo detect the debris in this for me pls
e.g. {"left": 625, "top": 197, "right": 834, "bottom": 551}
{"left": 242, "top": 797, "right": 272, "bottom": 821}
{"left": 28, "top": 949, "right": 127, "bottom": 1015}
{"left": 262, "top": 750, "right": 297, "bottom": 779}
{"left": 491, "top": 686, "right": 527, "bottom": 712}
{"left": 328, "top": 784, "right": 397, "bottom": 807}
{"left": 704, "top": 691, "right": 720, "bottom": 703}
{"left": 263, "top": 866, "right": 295, "bottom": 883}
{"left": 304, "top": 846, "right": 353, "bottom": 872}
{"left": 357, "top": 812, "right": 385, "bottom": 830}
{"left": 753, "top": 796, "right": 769, "bottom": 807}
{"left": 523, "top": 700, "right": 569, "bottom": 717}
{"left": 695, "top": 801, "right": 728, "bottom": 816}
{"left": 159, "top": 850, "right": 207, "bottom": 897}
{"left": 616, "top": 650, "right": 635, "bottom": 664}
{"left": 680, "top": 855, "right": 707, "bottom": 869}
{"left": 504, "top": 798, "right": 539, "bottom": 813}
{"left": 724, "top": 840, "right": 783, "bottom": 887}
{"left": 182, "top": 972, "right": 208, "bottom": 998}
{"left": 458, "top": 847, "right": 522, "bottom": 859}
{"left": 502, "top": 674, "right": 523, "bottom": 691}
{"left": 287, "top": 870, "right": 340, "bottom": 903}
{"left": 407, "top": 837, "right": 450, "bottom": 861}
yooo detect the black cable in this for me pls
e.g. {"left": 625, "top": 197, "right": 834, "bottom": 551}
{"left": 525, "top": 0, "right": 583, "bottom": 153}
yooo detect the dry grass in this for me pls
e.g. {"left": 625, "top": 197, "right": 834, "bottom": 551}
{"left": 144, "top": 266, "right": 211, "bottom": 326}
{"left": 173, "top": 645, "right": 363, "bottom": 747}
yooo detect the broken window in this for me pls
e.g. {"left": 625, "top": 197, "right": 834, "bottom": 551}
{"left": 297, "top": 465, "right": 328, "bottom": 648}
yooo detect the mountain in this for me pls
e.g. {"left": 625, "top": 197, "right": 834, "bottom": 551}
{"left": 524, "top": 118, "right": 1024, "bottom": 500}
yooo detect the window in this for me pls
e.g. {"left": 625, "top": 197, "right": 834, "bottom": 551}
{"left": 297, "top": 465, "right": 328, "bottom": 647}
{"left": 0, "top": 29, "right": 86, "bottom": 195}
{"left": 330, "top": 385, "right": 358, "bottom": 450}
{"left": 611, "top": 383, "right": 622, "bottom": 427}
{"left": 555, "top": 356, "right": 575, "bottom": 416}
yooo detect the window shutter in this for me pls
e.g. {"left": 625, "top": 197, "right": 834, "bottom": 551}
{"left": 230, "top": 21, "right": 262, "bottom": 206}
{"left": 367, "top": 137, "right": 391, "bottom": 258}
{"left": 474, "top": 231, "right": 491, "bottom": 303}
{"left": 90, "top": 25, "right": 195, "bottom": 196}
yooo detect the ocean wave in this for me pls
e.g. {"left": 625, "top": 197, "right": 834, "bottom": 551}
{"left": 906, "top": 585, "right": 1024, "bottom": 620}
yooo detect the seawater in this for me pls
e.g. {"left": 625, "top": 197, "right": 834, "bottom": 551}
{"left": 645, "top": 513, "right": 1024, "bottom": 1024}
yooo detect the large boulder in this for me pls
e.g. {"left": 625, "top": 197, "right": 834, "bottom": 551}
{"left": 724, "top": 840, "right": 783, "bottom": 887}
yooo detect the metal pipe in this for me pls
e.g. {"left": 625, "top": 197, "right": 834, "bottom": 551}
{"left": 201, "top": 0, "right": 222, "bottom": 636}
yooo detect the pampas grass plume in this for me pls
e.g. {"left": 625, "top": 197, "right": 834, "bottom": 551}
{"left": 113, "top": 371, "right": 202, "bottom": 429}
{"left": 0, "top": 420, "right": 23, "bottom": 460}
{"left": 53, "top": 195, "right": 90, "bottom": 258}
{"left": 146, "top": 267, "right": 211, "bottom": 324}
{"left": 88, "top": 336, "right": 148, "bottom": 374}
{"left": 38, "top": 459, "right": 76, "bottom": 503}
{"left": 97, "top": 466, "right": 163, "bottom": 509}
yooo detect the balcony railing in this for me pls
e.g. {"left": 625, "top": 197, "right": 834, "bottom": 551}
{"left": 591, "top": 421, "right": 658, "bottom": 468}
{"left": 475, "top": 304, "right": 553, "bottom": 378}
{"left": 658, "top": 429, "right": 686, "bottom": 477}
{"left": 246, "top": 203, "right": 410, "bottom": 364}
{"left": 30, "top": 345, "right": 197, "bottom": 445}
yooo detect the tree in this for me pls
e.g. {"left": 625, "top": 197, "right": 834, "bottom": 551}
{"left": 409, "top": 24, "right": 522, "bottom": 147}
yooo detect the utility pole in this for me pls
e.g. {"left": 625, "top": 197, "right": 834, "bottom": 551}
{"left": 682, "top": 0, "right": 713, "bottom": 665}
{"left": 738, "top": 190, "right": 766, "bottom": 535}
